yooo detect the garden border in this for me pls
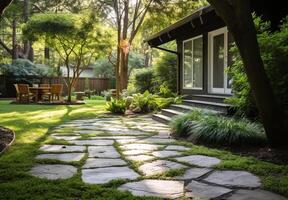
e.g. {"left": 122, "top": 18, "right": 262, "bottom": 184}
{"left": 0, "top": 126, "right": 15, "bottom": 155}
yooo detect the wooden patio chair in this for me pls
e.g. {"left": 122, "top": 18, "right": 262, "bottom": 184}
{"left": 14, "top": 84, "right": 20, "bottom": 102}
{"left": 50, "top": 84, "right": 63, "bottom": 101}
{"left": 40, "top": 84, "right": 50, "bottom": 88}
{"left": 17, "top": 84, "right": 36, "bottom": 103}
{"left": 40, "top": 84, "right": 51, "bottom": 101}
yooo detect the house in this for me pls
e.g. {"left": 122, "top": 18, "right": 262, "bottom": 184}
{"left": 145, "top": 3, "right": 288, "bottom": 123}
{"left": 60, "top": 66, "right": 95, "bottom": 78}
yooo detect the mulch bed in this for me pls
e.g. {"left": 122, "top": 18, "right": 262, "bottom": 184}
{"left": 0, "top": 126, "right": 14, "bottom": 153}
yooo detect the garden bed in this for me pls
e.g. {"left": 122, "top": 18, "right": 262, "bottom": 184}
{"left": 0, "top": 126, "right": 15, "bottom": 154}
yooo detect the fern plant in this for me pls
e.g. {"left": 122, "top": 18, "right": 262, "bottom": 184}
{"left": 106, "top": 98, "right": 126, "bottom": 114}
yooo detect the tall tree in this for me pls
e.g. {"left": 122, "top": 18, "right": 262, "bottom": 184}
{"left": 207, "top": 0, "right": 288, "bottom": 148}
{"left": 24, "top": 13, "right": 112, "bottom": 102}
{"left": 99, "top": 0, "right": 161, "bottom": 98}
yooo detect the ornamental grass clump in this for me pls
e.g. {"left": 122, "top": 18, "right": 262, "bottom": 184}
{"left": 106, "top": 98, "right": 126, "bottom": 114}
{"left": 170, "top": 109, "right": 205, "bottom": 138}
{"left": 189, "top": 115, "right": 266, "bottom": 146}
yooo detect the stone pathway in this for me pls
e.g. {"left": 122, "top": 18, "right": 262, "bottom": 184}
{"left": 29, "top": 115, "right": 288, "bottom": 200}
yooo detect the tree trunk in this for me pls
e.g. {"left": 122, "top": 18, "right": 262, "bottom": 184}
{"left": 120, "top": 51, "right": 129, "bottom": 90}
{"left": 12, "top": 18, "right": 18, "bottom": 60}
{"left": 23, "top": 0, "right": 32, "bottom": 61}
{"left": 208, "top": 0, "right": 288, "bottom": 148}
{"left": 67, "top": 83, "right": 72, "bottom": 102}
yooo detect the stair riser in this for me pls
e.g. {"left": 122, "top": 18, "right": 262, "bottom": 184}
{"left": 182, "top": 101, "right": 228, "bottom": 113}
{"left": 161, "top": 110, "right": 180, "bottom": 118}
{"left": 188, "top": 96, "right": 227, "bottom": 104}
{"left": 169, "top": 105, "right": 191, "bottom": 113}
{"left": 152, "top": 115, "right": 170, "bottom": 125}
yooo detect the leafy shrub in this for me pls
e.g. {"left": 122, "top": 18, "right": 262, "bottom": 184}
{"left": 170, "top": 109, "right": 266, "bottom": 147}
{"left": 154, "top": 53, "right": 177, "bottom": 93}
{"left": 189, "top": 116, "right": 266, "bottom": 146}
{"left": 158, "top": 82, "right": 176, "bottom": 98}
{"left": 134, "top": 68, "right": 154, "bottom": 93}
{"left": 106, "top": 98, "right": 126, "bottom": 114}
{"left": 84, "top": 95, "right": 104, "bottom": 100}
{"left": 226, "top": 17, "right": 288, "bottom": 118}
{"left": 130, "top": 91, "right": 156, "bottom": 113}
{"left": 101, "top": 90, "right": 112, "bottom": 101}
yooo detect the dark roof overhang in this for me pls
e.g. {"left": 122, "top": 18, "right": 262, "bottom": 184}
{"left": 145, "top": 5, "right": 214, "bottom": 47}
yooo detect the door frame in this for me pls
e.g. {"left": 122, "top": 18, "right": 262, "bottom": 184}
{"left": 208, "top": 27, "right": 231, "bottom": 94}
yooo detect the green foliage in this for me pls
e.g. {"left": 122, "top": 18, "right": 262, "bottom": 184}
{"left": 190, "top": 115, "right": 266, "bottom": 146}
{"left": 170, "top": 109, "right": 205, "bottom": 138}
{"left": 106, "top": 98, "right": 126, "bottom": 114}
{"left": 226, "top": 16, "right": 288, "bottom": 118}
{"left": 0, "top": 59, "right": 57, "bottom": 78}
{"left": 134, "top": 68, "right": 154, "bottom": 93}
{"left": 154, "top": 53, "right": 177, "bottom": 93}
{"left": 170, "top": 109, "right": 266, "bottom": 147}
{"left": 93, "top": 58, "right": 115, "bottom": 78}
{"left": 130, "top": 91, "right": 157, "bottom": 113}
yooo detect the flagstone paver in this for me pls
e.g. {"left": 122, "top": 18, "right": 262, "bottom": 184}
{"left": 69, "top": 139, "right": 114, "bottom": 146}
{"left": 139, "top": 160, "right": 187, "bottom": 176}
{"left": 36, "top": 153, "right": 85, "bottom": 162}
{"left": 176, "top": 168, "right": 213, "bottom": 180}
{"left": 39, "top": 145, "right": 86, "bottom": 153}
{"left": 29, "top": 115, "right": 288, "bottom": 200}
{"left": 152, "top": 150, "right": 182, "bottom": 158}
{"left": 82, "top": 167, "right": 140, "bottom": 184}
{"left": 120, "top": 143, "right": 163, "bottom": 151}
{"left": 118, "top": 179, "right": 184, "bottom": 199}
{"left": 185, "top": 180, "right": 232, "bottom": 199}
{"left": 165, "top": 145, "right": 190, "bottom": 151}
{"left": 83, "top": 158, "right": 127, "bottom": 168}
{"left": 204, "top": 170, "right": 261, "bottom": 188}
{"left": 175, "top": 155, "right": 221, "bottom": 167}
{"left": 126, "top": 155, "right": 155, "bottom": 162}
{"left": 30, "top": 164, "right": 77, "bottom": 180}
{"left": 226, "top": 189, "right": 288, "bottom": 200}
{"left": 88, "top": 146, "right": 121, "bottom": 158}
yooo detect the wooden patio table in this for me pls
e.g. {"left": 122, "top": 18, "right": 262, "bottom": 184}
{"left": 29, "top": 87, "right": 51, "bottom": 102}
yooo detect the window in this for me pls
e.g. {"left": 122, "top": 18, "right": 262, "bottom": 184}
{"left": 183, "top": 36, "right": 203, "bottom": 89}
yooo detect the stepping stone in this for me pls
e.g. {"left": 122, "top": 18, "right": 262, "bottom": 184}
{"left": 120, "top": 144, "right": 163, "bottom": 151}
{"left": 137, "top": 137, "right": 176, "bottom": 144}
{"left": 152, "top": 150, "right": 182, "bottom": 158}
{"left": 126, "top": 155, "right": 155, "bottom": 162}
{"left": 176, "top": 168, "right": 212, "bottom": 180}
{"left": 139, "top": 160, "right": 187, "bottom": 176}
{"left": 116, "top": 138, "right": 140, "bottom": 144}
{"left": 73, "top": 130, "right": 105, "bottom": 135}
{"left": 83, "top": 158, "right": 127, "bottom": 168}
{"left": 122, "top": 149, "right": 152, "bottom": 156}
{"left": 30, "top": 164, "right": 77, "bottom": 180}
{"left": 165, "top": 145, "right": 190, "bottom": 151}
{"left": 69, "top": 140, "right": 114, "bottom": 146}
{"left": 82, "top": 166, "right": 140, "bottom": 184}
{"left": 90, "top": 136, "right": 138, "bottom": 140}
{"left": 51, "top": 135, "right": 81, "bottom": 141}
{"left": 118, "top": 179, "right": 184, "bottom": 199}
{"left": 175, "top": 155, "right": 221, "bottom": 167}
{"left": 226, "top": 189, "right": 288, "bottom": 200}
{"left": 36, "top": 153, "right": 85, "bottom": 162}
{"left": 88, "top": 146, "right": 120, "bottom": 158}
{"left": 185, "top": 180, "right": 232, "bottom": 199}
{"left": 204, "top": 170, "right": 261, "bottom": 188}
{"left": 39, "top": 145, "right": 86, "bottom": 153}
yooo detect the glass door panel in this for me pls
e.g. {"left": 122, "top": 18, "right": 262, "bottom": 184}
{"left": 212, "top": 33, "right": 225, "bottom": 91}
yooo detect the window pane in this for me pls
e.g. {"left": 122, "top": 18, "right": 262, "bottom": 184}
{"left": 213, "top": 34, "right": 224, "bottom": 88}
{"left": 183, "top": 41, "right": 192, "bottom": 88}
{"left": 192, "top": 37, "right": 203, "bottom": 88}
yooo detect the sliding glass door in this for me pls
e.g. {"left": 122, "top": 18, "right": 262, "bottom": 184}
{"left": 183, "top": 36, "right": 203, "bottom": 90}
{"left": 208, "top": 27, "right": 231, "bottom": 94}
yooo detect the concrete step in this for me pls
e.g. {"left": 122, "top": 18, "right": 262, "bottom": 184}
{"left": 152, "top": 114, "right": 172, "bottom": 124}
{"left": 189, "top": 94, "right": 230, "bottom": 104}
{"left": 182, "top": 100, "right": 230, "bottom": 113}
{"left": 161, "top": 109, "right": 184, "bottom": 118}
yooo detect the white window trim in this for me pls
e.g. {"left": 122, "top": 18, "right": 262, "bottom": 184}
{"left": 182, "top": 35, "right": 203, "bottom": 90}
{"left": 208, "top": 27, "right": 232, "bottom": 94}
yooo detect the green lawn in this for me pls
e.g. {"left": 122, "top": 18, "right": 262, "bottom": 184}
{"left": 0, "top": 100, "right": 288, "bottom": 199}
{"left": 0, "top": 100, "right": 158, "bottom": 200}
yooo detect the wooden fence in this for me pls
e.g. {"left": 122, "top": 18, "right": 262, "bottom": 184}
{"left": 0, "top": 76, "right": 111, "bottom": 97}
{"left": 41, "top": 77, "right": 110, "bottom": 96}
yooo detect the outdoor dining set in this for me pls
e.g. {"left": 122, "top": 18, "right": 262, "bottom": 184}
{"left": 14, "top": 84, "right": 63, "bottom": 103}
